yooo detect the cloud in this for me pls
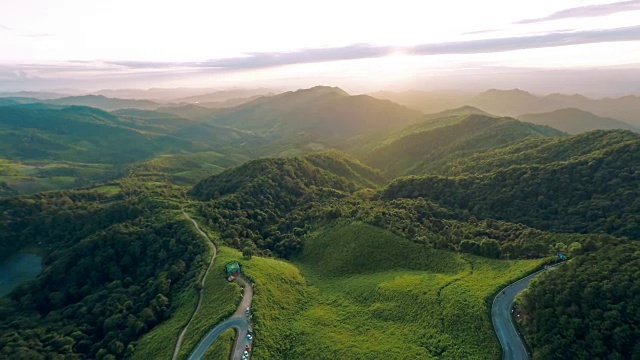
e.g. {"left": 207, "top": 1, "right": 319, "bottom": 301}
{"left": 517, "top": 0, "right": 640, "bottom": 24}
{"left": 461, "top": 29, "right": 499, "bottom": 35}
{"left": 0, "top": 24, "right": 53, "bottom": 37}
{"left": 107, "top": 26, "right": 640, "bottom": 72}
{"left": 19, "top": 33, "right": 54, "bottom": 38}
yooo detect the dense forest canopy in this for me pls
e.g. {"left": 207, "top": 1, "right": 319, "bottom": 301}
{"left": 519, "top": 243, "right": 640, "bottom": 359}
{"left": 380, "top": 130, "right": 640, "bottom": 239}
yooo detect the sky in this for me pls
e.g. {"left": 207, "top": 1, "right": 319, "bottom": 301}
{"left": 1, "top": 0, "right": 639, "bottom": 94}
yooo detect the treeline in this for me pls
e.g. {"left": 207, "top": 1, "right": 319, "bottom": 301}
{"left": 519, "top": 243, "right": 640, "bottom": 359}
{"left": 0, "top": 183, "right": 207, "bottom": 359}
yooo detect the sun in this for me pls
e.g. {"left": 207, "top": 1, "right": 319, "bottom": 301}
{"left": 375, "top": 51, "right": 416, "bottom": 80}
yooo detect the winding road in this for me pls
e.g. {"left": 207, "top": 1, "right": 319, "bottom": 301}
{"left": 178, "top": 209, "right": 255, "bottom": 360}
{"left": 187, "top": 275, "right": 253, "bottom": 360}
{"left": 491, "top": 265, "right": 559, "bottom": 360}
{"left": 173, "top": 210, "right": 218, "bottom": 360}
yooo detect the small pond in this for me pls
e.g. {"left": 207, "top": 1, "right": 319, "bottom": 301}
{"left": 0, "top": 253, "right": 43, "bottom": 297}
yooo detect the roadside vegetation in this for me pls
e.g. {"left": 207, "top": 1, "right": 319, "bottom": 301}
{"left": 518, "top": 243, "right": 640, "bottom": 359}
{"left": 203, "top": 329, "right": 235, "bottom": 360}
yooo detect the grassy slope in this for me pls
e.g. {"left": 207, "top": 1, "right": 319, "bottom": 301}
{"left": 290, "top": 223, "right": 545, "bottom": 359}
{"left": 131, "top": 151, "right": 251, "bottom": 186}
{"left": 203, "top": 329, "right": 235, "bottom": 360}
{"left": 0, "top": 158, "right": 118, "bottom": 195}
{"left": 235, "top": 222, "right": 545, "bottom": 359}
{"left": 178, "top": 246, "right": 242, "bottom": 359}
{"left": 135, "top": 220, "right": 545, "bottom": 359}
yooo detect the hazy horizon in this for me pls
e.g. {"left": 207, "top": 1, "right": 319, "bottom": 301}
{"left": 1, "top": 0, "right": 640, "bottom": 95}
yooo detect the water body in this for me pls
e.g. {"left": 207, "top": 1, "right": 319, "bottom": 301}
{"left": 0, "top": 253, "right": 43, "bottom": 297}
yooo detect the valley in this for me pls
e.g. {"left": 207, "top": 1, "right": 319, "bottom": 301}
{"left": 0, "top": 85, "right": 638, "bottom": 360}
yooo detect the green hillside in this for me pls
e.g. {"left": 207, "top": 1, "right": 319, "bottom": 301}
{"left": 239, "top": 222, "right": 548, "bottom": 359}
{"left": 129, "top": 151, "right": 251, "bottom": 185}
{"left": 0, "top": 105, "right": 262, "bottom": 194}
{"left": 191, "top": 150, "right": 385, "bottom": 201}
{"left": 381, "top": 130, "right": 640, "bottom": 238}
{"left": 439, "top": 130, "right": 639, "bottom": 176}
{"left": 0, "top": 105, "right": 206, "bottom": 164}
{"left": 519, "top": 108, "right": 639, "bottom": 134}
{"left": 364, "top": 114, "right": 562, "bottom": 177}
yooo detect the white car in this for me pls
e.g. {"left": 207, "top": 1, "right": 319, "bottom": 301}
{"left": 247, "top": 334, "right": 253, "bottom": 341}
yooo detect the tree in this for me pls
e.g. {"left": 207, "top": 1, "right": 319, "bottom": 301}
{"left": 242, "top": 246, "right": 254, "bottom": 260}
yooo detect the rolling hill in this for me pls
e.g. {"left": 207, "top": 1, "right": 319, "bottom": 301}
{"left": 381, "top": 129, "right": 640, "bottom": 238}
{"left": 422, "top": 105, "right": 493, "bottom": 121}
{"left": 438, "top": 130, "right": 640, "bottom": 176}
{"left": 363, "top": 114, "right": 562, "bottom": 177}
{"left": 211, "top": 86, "right": 422, "bottom": 141}
{"left": 518, "top": 108, "right": 639, "bottom": 134}
{"left": 46, "top": 95, "right": 161, "bottom": 111}
{"left": 0, "top": 105, "right": 261, "bottom": 194}
{"left": 191, "top": 150, "right": 385, "bottom": 201}
{"left": 368, "top": 89, "right": 470, "bottom": 113}
{"left": 173, "top": 88, "right": 273, "bottom": 104}
{"left": 1, "top": 95, "right": 162, "bottom": 111}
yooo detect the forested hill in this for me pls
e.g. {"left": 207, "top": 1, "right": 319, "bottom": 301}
{"left": 191, "top": 150, "right": 385, "bottom": 201}
{"left": 0, "top": 181, "right": 210, "bottom": 359}
{"left": 439, "top": 130, "right": 639, "bottom": 176}
{"left": 380, "top": 129, "right": 640, "bottom": 239}
{"left": 519, "top": 242, "right": 640, "bottom": 359}
{"left": 210, "top": 86, "right": 422, "bottom": 141}
{"left": 363, "top": 114, "right": 562, "bottom": 177}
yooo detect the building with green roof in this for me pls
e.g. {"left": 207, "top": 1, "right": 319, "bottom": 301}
{"left": 225, "top": 262, "right": 241, "bottom": 279}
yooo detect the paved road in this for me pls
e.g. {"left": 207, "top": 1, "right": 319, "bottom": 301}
{"left": 180, "top": 211, "right": 255, "bottom": 360}
{"left": 188, "top": 275, "right": 254, "bottom": 360}
{"left": 173, "top": 210, "right": 218, "bottom": 360}
{"left": 491, "top": 265, "right": 558, "bottom": 360}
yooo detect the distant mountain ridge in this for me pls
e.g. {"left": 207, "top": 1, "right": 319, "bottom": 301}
{"left": 211, "top": 86, "right": 422, "bottom": 141}
{"left": 368, "top": 88, "right": 640, "bottom": 127}
{"left": 422, "top": 105, "right": 493, "bottom": 121}
{"left": 1, "top": 95, "right": 162, "bottom": 111}
{"left": 518, "top": 108, "right": 639, "bottom": 134}
{"left": 469, "top": 89, "right": 640, "bottom": 126}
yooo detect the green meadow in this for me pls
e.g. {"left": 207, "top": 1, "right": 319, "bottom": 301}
{"left": 132, "top": 220, "right": 547, "bottom": 359}
{"left": 236, "top": 222, "right": 547, "bottom": 359}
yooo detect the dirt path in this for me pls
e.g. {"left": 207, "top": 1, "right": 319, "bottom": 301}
{"left": 172, "top": 210, "right": 218, "bottom": 360}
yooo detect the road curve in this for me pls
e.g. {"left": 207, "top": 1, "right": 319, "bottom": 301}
{"left": 491, "top": 265, "right": 559, "bottom": 360}
{"left": 187, "top": 275, "right": 254, "bottom": 360}
{"left": 172, "top": 210, "right": 218, "bottom": 360}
